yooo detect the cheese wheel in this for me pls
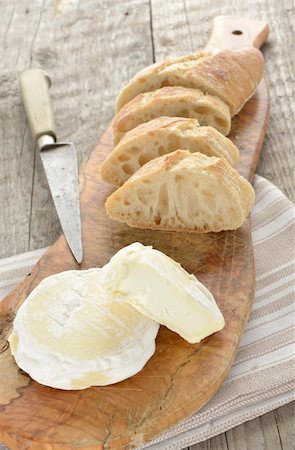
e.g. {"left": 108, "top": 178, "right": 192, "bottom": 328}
{"left": 9, "top": 269, "right": 159, "bottom": 390}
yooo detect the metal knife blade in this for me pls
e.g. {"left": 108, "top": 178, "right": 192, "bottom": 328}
{"left": 39, "top": 138, "right": 83, "bottom": 264}
{"left": 20, "top": 68, "right": 83, "bottom": 264}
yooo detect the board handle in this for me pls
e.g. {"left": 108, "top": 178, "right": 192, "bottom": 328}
{"left": 205, "top": 15, "right": 269, "bottom": 51}
{"left": 20, "top": 69, "right": 57, "bottom": 144}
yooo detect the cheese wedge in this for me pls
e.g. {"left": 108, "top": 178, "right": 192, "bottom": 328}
{"left": 103, "top": 243, "right": 225, "bottom": 343}
{"left": 9, "top": 269, "right": 159, "bottom": 390}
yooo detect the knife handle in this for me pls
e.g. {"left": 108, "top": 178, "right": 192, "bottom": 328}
{"left": 20, "top": 68, "right": 57, "bottom": 143}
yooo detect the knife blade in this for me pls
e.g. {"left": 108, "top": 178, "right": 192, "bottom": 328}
{"left": 20, "top": 69, "right": 83, "bottom": 263}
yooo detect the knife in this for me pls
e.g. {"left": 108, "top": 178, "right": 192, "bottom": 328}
{"left": 20, "top": 69, "right": 83, "bottom": 264}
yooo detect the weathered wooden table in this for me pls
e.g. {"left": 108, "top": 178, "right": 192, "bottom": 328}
{"left": 0, "top": 1, "right": 294, "bottom": 449}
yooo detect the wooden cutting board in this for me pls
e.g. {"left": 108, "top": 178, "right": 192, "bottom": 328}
{"left": 0, "top": 16, "right": 269, "bottom": 450}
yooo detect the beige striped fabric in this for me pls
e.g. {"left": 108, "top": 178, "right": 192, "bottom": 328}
{"left": 0, "top": 175, "right": 294, "bottom": 450}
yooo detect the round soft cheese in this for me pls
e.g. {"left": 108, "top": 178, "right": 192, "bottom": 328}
{"left": 9, "top": 269, "right": 159, "bottom": 390}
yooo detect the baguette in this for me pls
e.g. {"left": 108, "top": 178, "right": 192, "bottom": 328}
{"left": 105, "top": 150, "right": 255, "bottom": 233}
{"left": 101, "top": 117, "right": 239, "bottom": 186}
{"left": 113, "top": 86, "right": 231, "bottom": 144}
{"left": 116, "top": 48, "right": 264, "bottom": 116}
{"left": 116, "top": 51, "right": 210, "bottom": 111}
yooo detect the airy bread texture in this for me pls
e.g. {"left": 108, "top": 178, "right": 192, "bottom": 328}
{"left": 116, "top": 48, "right": 264, "bottom": 115}
{"left": 116, "top": 51, "right": 210, "bottom": 111}
{"left": 105, "top": 150, "right": 255, "bottom": 233}
{"left": 101, "top": 117, "right": 239, "bottom": 187}
{"left": 113, "top": 86, "right": 231, "bottom": 143}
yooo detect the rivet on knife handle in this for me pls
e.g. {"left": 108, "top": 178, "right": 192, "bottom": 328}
{"left": 20, "top": 69, "right": 57, "bottom": 144}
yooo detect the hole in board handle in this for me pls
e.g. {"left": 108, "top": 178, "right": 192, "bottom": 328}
{"left": 232, "top": 30, "right": 243, "bottom": 35}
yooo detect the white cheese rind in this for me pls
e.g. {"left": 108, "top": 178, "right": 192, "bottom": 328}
{"left": 9, "top": 269, "right": 159, "bottom": 390}
{"left": 103, "top": 242, "right": 225, "bottom": 343}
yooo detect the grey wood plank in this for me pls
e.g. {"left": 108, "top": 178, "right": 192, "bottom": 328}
{"left": 274, "top": 402, "right": 295, "bottom": 450}
{"left": 150, "top": 0, "right": 295, "bottom": 202}
{"left": 189, "top": 432, "right": 228, "bottom": 450}
{"left": 28, "top": 0, "right": 154, "bottom": 251}
{"left": 150, "top": 2, "right": 294, "bottom": 450}
{"left": 0, "top": 0, "right": 44, "bottom": 258}
{"left": 225, "top": 416, "right": 266, "bottom": 450}
{"left": 0, "top": 0, "right": 293, "bottom": 449}
{"left": 0, "top": 0, "right": 153, "bottom": 257}
{"left": 225, "top": 411, "right": 283, "bottom": 450}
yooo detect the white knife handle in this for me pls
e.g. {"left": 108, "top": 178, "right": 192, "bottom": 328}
{"left": 20, "top": 69, "right": 57, "bottom": 143}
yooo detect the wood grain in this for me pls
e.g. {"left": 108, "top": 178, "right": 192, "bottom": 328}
{"left": 149, "top": 4, "right": 294, "bottom": 447}
{"left": 0, "top": 1, "right": 294, "bottom": 449}
{"left": 226, "top": 408, "right": 283, "bottom": 450}
{"left": 0, "top": 0, "right": 153, "bottom": 257}
{"left": 150, "top": 0, "right": 295, "bottom": 202}
{"left": 0, "top": 14, "right": 270, "bottom": 450}
{"left": 0, "top": 106, "right": 264, "bottom": 449}
{"left": 190, "top": 433, "right": 228, "bottom": 450}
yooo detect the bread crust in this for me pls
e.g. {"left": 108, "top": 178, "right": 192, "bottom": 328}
{"left": 116, "top": 48, "right": 264, "bottom": 116}
{"left": 101, "top": 117, "right": 239, "bottom": 186}
{"left": 186, "top": 48, "right": 264, "bottom": 115}
{"left": 113, "top": 86, "right": 231, "bottom": 143}
{"left": 105, "top": 150, "right": 255, "bottom": 233}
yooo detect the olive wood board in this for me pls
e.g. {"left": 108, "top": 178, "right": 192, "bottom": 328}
{"left": 0, "top": 15, "right": 270, "bottom": 450}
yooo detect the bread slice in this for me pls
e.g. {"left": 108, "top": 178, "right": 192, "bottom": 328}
{"left": 186, "top": 48, "right": 264, "bottom": 116}
{"left": 116, "top": 51, "right": 210, "bottom": 111}
{"left": 105, "top": 150, "right": 255, "bottom": 232}
{"left": 101, "top": 117, "right": 239, "bottom": 186}
{"left": 113, "top": 86, "right": 231, "bottom": 143}
{"left": 116, "top": 48, "right": 264, "bottom": 116}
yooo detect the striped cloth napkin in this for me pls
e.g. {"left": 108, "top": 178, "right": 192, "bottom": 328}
{"left": 0, "top": 175, "right": 294, "bottom": 450}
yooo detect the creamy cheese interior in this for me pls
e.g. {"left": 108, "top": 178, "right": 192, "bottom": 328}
{"left": 9, "top": 268, "right": 159, "bottom": 390}
{"left": 9, "top": 242, "right": 224, "bottom": 390}
{"left": 103, "top": 243, "right": 224, "bottom": 343}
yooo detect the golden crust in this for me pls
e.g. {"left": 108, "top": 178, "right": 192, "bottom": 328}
{"left": 116, "top": 51, "right": 210, "bottom": 111}
{"left": 115, "top": 48, "right": 264, "bottom": 116}
{"left": 105, "top": 150, "right": 255, "bottom": 233}
{"left": 119, "top": 116, "right": 188, "bottom": 142}
{"left": 186, "top": 48, "right": 264, "bottom": 115}
{"left": 101, "top": 117, "right": 239, "bottom": 187}
{"left": 113, "top": 86, "right": 231, "bottom": 143}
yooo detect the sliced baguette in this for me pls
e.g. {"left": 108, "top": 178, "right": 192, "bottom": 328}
{"left": 116, "top": 48, "right": 264, "bottom": 115}
{"left": 186, "top": 48, "right": 264, "bottom": 115}
{"left": 101, "top": 117, "right": 239, "bottom": 186}
{"left": 113, "top": 86, "right": 231, "bottom": 144}
{"left": 116, "top": 51, "right": 210, "bottom": 111}
{"left": 105, "top": 150, "right": 255, "bottom": 233}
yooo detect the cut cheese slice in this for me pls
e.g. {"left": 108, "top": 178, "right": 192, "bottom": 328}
{"left": 9, "top": 269, "right": 159, "bottom": 390}
{"left": 103, "top": 242, "right": 225, "bottom": 343}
